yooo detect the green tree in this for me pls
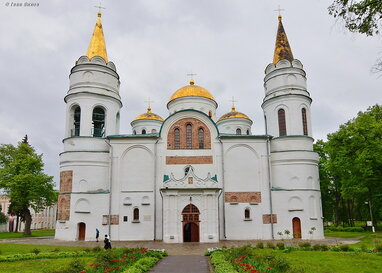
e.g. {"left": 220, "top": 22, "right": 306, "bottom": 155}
{"left": 316, "top": 105, "right": 382, "bottom": 227}
{"left": 0, "top": 136, "right": 57, "bottom": 235}
{"left": 0, "top": 205, "right": 7, "bottom": 224}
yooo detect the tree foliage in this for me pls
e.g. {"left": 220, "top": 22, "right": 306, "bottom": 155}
{"left": 329, "top": 0, "right": 382, "bottom": 36}
{"left": 315, "top": 104, "right": 382, "bottom": 226}
{"left": 0, "top": 137, "right": 57, "bottom": 235}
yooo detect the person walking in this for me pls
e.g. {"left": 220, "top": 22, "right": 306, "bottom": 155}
{"left": 104, "top": 234, "right": 112, "bottom": 249}
{"left": 96, "top": 228, "right": 99, "bottom": 242}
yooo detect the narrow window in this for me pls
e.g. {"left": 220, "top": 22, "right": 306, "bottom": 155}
{"left": 174, "top": 128, "right": 180, "bottom": 149}
{"left": 142, "top": 129, "right": 146, "bottom": 135}
{"left": 184, "top": 166, "right": 190, "bottom": 176}
{"left": 302, "top": 108, "right": 308, "bottom": 135}
{"left": 133, "top": 208, "right": 139, "bottom": 221}
{"left": 245, "top": 208, "right": 250, "bottom": 219}
{"left": 208, "top": 111, "right": 212, "bottom": 117}
{"left": 236, "top": 128, "right": 242, "bottom": 135}
{"left": 278, "top": 109, "right": 287, "bottom": 136}
{"left": 151, "top": 129, "right": 157, "bottom": 134}
{"left": 123, "top": 216, "right": 128, "bottom": 222}
{"left": 133, "top": 130, "right": 136, "bottom": 135}
{"left": 92, "top": 107, "right": 105, "bottom": 137}
{"left": 198, "top": 128, "right": 204, "bottom": 149}
{"left": 246, "top": 129, "right": 250, "bottom": 135}
{"left": 186, "top": 124, "right": 192, "bottom": 149}
{"left": 73, "top": 106, "right": 81, "bottom": 136}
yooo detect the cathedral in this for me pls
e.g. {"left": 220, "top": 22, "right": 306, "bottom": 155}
{"left": 55, "top": 12, "right": 324, "bottom": 242}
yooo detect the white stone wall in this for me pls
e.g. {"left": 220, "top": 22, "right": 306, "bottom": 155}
{"left": 217, "top": 118, "right": 253, "bottom": 135}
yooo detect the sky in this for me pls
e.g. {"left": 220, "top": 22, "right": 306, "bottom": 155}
{"left": 0, "top": 0, "right": 380, "bottom": 185}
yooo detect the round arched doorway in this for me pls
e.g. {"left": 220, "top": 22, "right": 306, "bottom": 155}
{"left": 182, "top": 204, "right": 200, "bottom": 242}
{"left": 78, "top": 222, "right": 86, "bottom": 241}
{"left": 292, "top": 217, "right": 302, "bottom": 238}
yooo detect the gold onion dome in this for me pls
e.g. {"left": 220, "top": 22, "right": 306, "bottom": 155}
{"left": 218, "top": 106, "right": 252, "bottom": 122}
{"left": 86, "top": 12, "right": 108, "bottom": 62}
{"left": 133, "top": 107, "right": 164, "bottom": 122}
{"left": 169, "top": 80, "right": 215, "bottom": 102}
{"left": 273, "top": 15, "right": 294, "bottom": 64}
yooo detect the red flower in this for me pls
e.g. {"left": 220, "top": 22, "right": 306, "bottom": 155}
{"left": 105, "top": 267, "right": 110, "bottom": 269}
{"left": 80, "top": 271, "right": 85, "bottom": 273}
{"left": 267, "top": 267, "right": 271, "bottom": 270}
{"left": 89, "top": 264, "right": 94, "bottom": 267}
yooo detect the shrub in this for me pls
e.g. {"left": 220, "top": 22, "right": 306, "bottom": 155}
{"left": 123, "top": 257, "right": 159, "bottom": 273}
{"left": 276, "top": 242, "right": 285, "bottom": 250}
{"left": 256, "top": 242, "right": 264, "bottom": 249}
{"left": 30, "top": 248, "right": 40, "bottom": 255}
{"left": 266, "top": 242, "right": 275, "bottom": 249}
{"left": 269, "top": 255, "right": 291, "bottom": 272}
{"left": 210, "top": 251, "right": 238, "bottom": 273}
{"left": 339, "top": 244, "right": 350, "bottom": 252}
{"left": 299, "top": 242, "right": 311, "bottom": 248}
{"left": 92, "top": 246, "right": 102, "bottom": 252}
{"left": 93, "top": 250, "right": 119, "bottom": 270}
{"left": 51, "top": 248, "right": 61, "bottom": 253}
{"left": 320, "top": 244, "right": 329, "bottom": 251}
{"left": 146, "top": 251, "right": 164, "bottom": 259}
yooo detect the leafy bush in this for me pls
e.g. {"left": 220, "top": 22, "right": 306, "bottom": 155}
{"left": 276, "top": 242, "right": 285, "bottom": 250}
{"left": 92, "top": 246, "right": 102, "bottom": 252}
{"left": 122, "top": 257, "right": 159, "bottom": 273}
{"left": 92, "top": 250, "right": 120, "bottom": 270}
{"left": 339, "top": 245, "right": 352, "bottom": 252}
{"left": 210, "top": 251, "right": 238, "bottom": 273}
{"left": 256, "top": 242, "right": 264, "bottom": 249}
{"left": 299, "top": 242, "right": 311, "bottom": 248}
{"left": 266, "top": 242, "right": 275, "bottom": 249}
{"left": 51, "top": 248, "right": 61, "bottom": 253}
{"left": 30, "top": 248, "right": 40, "bottom": 255}
{"left": 0, "top": 212, "right": 8, "bottom": 224}
{"left": 146, "top": 251, "right": 164, "bottom": 259}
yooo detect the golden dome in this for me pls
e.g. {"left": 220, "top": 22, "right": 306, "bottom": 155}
{"left": 169, "top": 80, "right": 215, "bottom": 102}
{"left": 133, "top": 107, "right": 164, "bottom": 122}
{"left": 218, "top": 106, "right": 252, "bottom": 122}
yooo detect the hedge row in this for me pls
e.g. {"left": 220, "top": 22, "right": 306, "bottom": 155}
{"left": 325, "top": 226, "right": 364, "bottom": 232}
{"left": 210, "top": 251, "right": 238, "bottom": 273}
{"left": 0, "top": 251, "right": 93, "bottom": 262}
{"left": 122, "top": 257, "right": 160, "bottom": 273}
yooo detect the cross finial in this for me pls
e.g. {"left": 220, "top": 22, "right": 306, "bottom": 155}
{"left": 187, "top": 72, "right": 197, "bottom": 85}
{"left": 229, "top": 96, "right": 237, "bottom": 111}
{"left": 95, "top": 0, "right": 106, "bottom": 14}
{"left": 145, "top": 97, "right": 154, "bottom": 112}
{"left": 274, "top": 5, "right": 285, "bottom": 19}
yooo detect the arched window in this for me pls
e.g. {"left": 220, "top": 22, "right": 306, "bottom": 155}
{"left": 133, "top": 208, "right": 139, "bottom": 221}
{"left": 142, "top": 129, "right": 146, "bottom": 135}
{"left": 245, "top": 208, "right": 250, "bottom": 219}
{"left": 133, "top": 130, "right": 136, "bottom": 135}
{"left": 208, "top": 111, "right": 212, "bottom": 117}
{"left": 246, "top": 129, "right": 250, "bottom": 135}
{"left": 151, "top": 129, "right": 157, "bottom": 134}
{"left": 236, "top": 128, "right": 242, "bottom": 135}
{"left": 186, "top": 124, "right": 192, "bottom": 149}
{"left": 92, "top": 107, "right": 105, "bottom": 137}
{"left": 73, "top": 106, "right": 81, "bottom": 136}
{"left": 278, "top": 108, "right": 287, "bottom": 136}
{"left": 198, "top": 128, "right": 204, "bottom": 149}
{"left": 182, "top": 204, "right": 200, "bottom": 222}
{"left": 302, "top": 108, "right": 308, "bottom": 135}
{"left": 174, "top": 128, "right": 180, "bottom": 149}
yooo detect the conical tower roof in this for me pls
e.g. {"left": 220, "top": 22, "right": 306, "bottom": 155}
{"left": 86, "top": 12, "right": 108, "bottom": 62}
{"left": 273, "top": 16, "right": 294, "bottom": 64}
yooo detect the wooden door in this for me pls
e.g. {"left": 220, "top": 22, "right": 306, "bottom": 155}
{"left": 78, "top": 222, "right": 86, "bottom": 241}
{"left": 292, "top": 217, "right": 302, "bottom": 238}
{"left": 182, "top": 204, "right": 200, "bottom": 242}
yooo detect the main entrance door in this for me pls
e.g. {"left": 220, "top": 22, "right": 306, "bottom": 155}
{"left": 292, "top": 217, "right": 302, "bottom": 238}
{"left": 182, "top": 204, "right": 200, "bottom": 242}
{"left": 78, "top": 222, "right": 86, "bottom": 241}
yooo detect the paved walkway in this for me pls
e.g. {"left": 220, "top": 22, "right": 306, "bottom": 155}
{"left": 0, "top": 237, "right": 360, "bottom": 255}
{"left": 150, "top": 255, "right": 210, "bottom": 273}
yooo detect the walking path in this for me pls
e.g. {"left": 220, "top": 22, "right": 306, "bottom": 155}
{"left": 0, "top": 237, "right": 361, "bottom": 255}
{"left": 150, "top": 255, "right": 210, "bottom": 273}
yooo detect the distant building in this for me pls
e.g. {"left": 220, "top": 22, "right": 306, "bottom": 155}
{"left": 56, "top": 12, "right": 324, "bottom": 242}
{"left": 0, "top": 195, "right": 57, "bottom": 232}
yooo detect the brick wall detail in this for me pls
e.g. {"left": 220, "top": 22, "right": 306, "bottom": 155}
{"left": 167, "top": 118, "right": 211, "bottom": 149}
{"left": 166, "top": 156, "right": 213, "bottom": 165}
{"left": 262, "top": 214, "right": 278, "bottom": 224}
{"left": 60, "top": 170, "right": 73, "bottom": 192}
{"left": 57, "top": 194, "right": 71, "bottom": 221}
{"left": 225, "top": 192, "right": 261, "bottom": 203}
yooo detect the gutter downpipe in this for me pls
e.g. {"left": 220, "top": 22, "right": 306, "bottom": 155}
{"left": 160, "top": 190, "right": 164, "bottom": 240}
{"left": 153, "top": 139, "right": 159, "bottom": 240}
{"left": 219, "top": 138, "right": 226, "bottom": 239}
{"left": 105, "top": 139, "right": 113, "bottom": 238}
{"left": 266, "top": 136, "right": 274, "bottom": 239}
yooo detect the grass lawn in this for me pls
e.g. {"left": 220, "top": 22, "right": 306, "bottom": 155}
{"left": 279, "top": 250, "right": 382, "bottom": 273}
{"left": 324, "top": 230, "right": 382, "bottom": 248}
{"left": 0, "top": 243, "right": 89, "bottom": 255}
{"left": 0, "top": 229, "right": 55, "bottom": 239}
{"left": 0, "top": 257, "right": 94, "bottom": 273}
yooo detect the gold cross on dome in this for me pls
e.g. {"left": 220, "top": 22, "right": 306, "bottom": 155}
{"left": 187, "top": 72, "right": 197, "bottom": 81}
{"left": 229, "top": 96, "right": 237, "bottom": 111}
{"left": 95, "top": 1, "right": 106, "bottom": 13}
{"left": 274, "top": 5, "right": 285, "bottom": 16}
{"left": 145, "top": 97, "right": 154, "bottom": 108}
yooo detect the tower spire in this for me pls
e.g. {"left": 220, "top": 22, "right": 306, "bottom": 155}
{"left": 273, "top": 15, "right": 294, "bottom": 64}
{"left": 86, "top": 11, "right": 108, "bottom": 62}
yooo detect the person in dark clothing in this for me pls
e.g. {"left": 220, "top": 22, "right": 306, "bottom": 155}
{"left": 104, "top": 234, "right": 112, "bottom": 249}
{"left": 96, "top": 228, "right": 99, "bottom": 242}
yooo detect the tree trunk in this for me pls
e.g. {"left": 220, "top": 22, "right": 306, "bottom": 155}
{"left": 15, "top": 216, "right": 19, "bottom": 233}
{"left": 23, "top": 209, "right": 32, "bottom": 236}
